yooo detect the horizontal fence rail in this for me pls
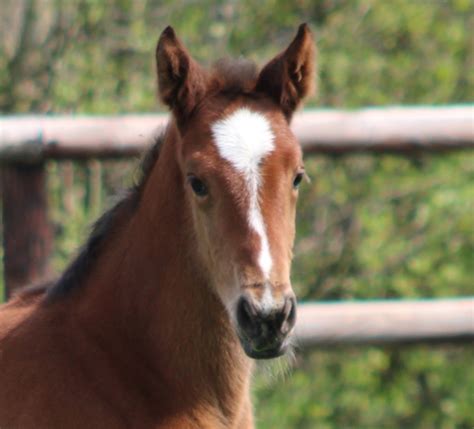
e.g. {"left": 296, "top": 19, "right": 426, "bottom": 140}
{"left": 295, "top": 298, "right": 474, "bottom": 347}
{"left": 0, "top": 106, "right": 473, "bottom": 161}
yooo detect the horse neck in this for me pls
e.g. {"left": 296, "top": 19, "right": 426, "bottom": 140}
{"left": 69, "top": 122, "right": 251, "bottom": 412}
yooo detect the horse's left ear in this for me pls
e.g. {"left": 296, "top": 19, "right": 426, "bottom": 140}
{"left": 256, "top": 23, "right": 316, "bottom": 120}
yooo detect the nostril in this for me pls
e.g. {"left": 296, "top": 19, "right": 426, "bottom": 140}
{"left": 237, "top": 297, "right": 258, "bottom": 336}
{"left": 287, "top": 297, "right": 296, "bottom": 326}
{"left": 280, "top": 297, "right": 297, "bottom": 334}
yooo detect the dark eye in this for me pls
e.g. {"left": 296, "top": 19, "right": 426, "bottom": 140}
{"left": 188, "top": 175, "right": 208, "bottom": 197}
{"left": 293, "top": 172, "right": 304, "bottom": 189}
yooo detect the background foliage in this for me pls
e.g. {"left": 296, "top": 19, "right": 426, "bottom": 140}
{"left": 1, "top": 1, "right": 473, "bottom": 428}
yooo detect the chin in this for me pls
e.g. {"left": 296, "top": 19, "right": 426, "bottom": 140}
{"left": 240, "top": 338, "right": 290, "bottom": 360}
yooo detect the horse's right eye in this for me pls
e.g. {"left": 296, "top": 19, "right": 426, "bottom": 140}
{"left": 293, "top": 172, "right": 305, "bottom": 189}
{"left": 188, "top": 175, "right": 208, "bottom": 197}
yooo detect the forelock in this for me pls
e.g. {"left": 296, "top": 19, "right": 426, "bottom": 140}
{"left": 210, "top": 58, "right": 259, "bottom": 94}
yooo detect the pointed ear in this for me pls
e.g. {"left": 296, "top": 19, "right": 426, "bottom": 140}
{"left": 256, "top": 24, "right": 316, "bottom": 120}
{"left": 156, "top": 26, "right": 207, "bottom": 121}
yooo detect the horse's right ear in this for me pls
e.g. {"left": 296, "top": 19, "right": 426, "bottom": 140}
{"left": 156, "top": 26, "right": 207, "bottom": 120}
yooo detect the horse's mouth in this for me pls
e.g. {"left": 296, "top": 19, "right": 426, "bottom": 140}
{"left": 238, "top": 333, "right": 290, "bottom": 360}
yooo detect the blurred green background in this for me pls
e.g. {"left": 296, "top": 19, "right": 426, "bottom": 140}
{"left": 1, "top": 1, "right": 473, "bottom": 428}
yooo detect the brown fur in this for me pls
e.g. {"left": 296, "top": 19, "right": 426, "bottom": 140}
{"left": 0, "top": 25, "right": 315, "bottom": 428}
{"left": 256, "top": 24, "right": 316, "bottom": 119}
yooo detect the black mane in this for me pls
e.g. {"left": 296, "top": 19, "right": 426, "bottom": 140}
{"left": 45, "top": 134, "right": 164, "bottom": 301}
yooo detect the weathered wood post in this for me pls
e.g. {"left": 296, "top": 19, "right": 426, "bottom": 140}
{"left": 1, "top": 162, "right": 52, "bottom": 299}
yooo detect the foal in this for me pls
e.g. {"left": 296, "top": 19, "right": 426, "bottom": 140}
{"left": 0, "top": 24, "right": 315, "bottom": 428}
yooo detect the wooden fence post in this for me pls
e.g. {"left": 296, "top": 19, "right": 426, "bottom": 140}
{"left": 1, "top": 162, "right": 52, "bottom": 299}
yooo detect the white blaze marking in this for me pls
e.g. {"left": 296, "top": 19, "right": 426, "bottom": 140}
{"left": 211, "top": 108, "right": 275, "bottom": 278}
{"left": 260, "top": 283, "right": 274, "bottom": 315}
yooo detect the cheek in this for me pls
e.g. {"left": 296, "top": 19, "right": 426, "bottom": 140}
{"left": 193, "top": 206, "right": 243, "bottom": 307}
{"left": 188, "top": 199, "right": 214, "bottom": 263}
{"left": 288, "top": 198, "right": 297, "bottom": 240}
{"left": 285, "top": 198, "right": 298, "bottom": 252}
{"left": 265, "top": 195, "right": 297, "bottom": 274}
{"left": 191, "top": 202, "right": 230, "bottom": 266}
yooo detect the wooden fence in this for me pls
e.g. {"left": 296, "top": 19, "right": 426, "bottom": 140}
{"left": 1, "top": 105, "right": 473, "bottom": 345}
{"left": 296, "top": 298, "right": 474, "bottom": 347}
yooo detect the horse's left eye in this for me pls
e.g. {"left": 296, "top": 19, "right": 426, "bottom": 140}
{"left": 188, "top": 175, "right": 208, "bottom": 197}
{"left": 293, "top": 172, "right": 304, "bottom": 189}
